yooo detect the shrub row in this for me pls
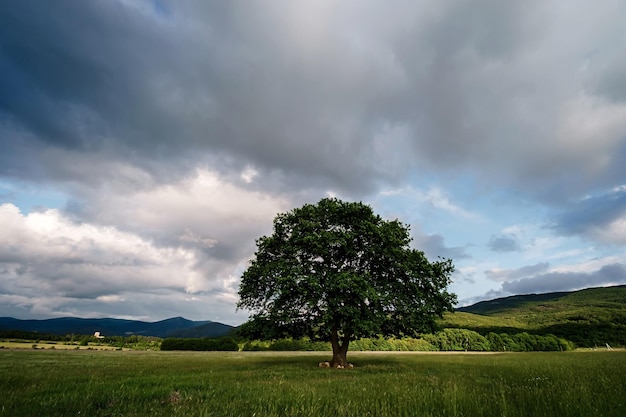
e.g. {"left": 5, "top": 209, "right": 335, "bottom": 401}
{"left": 240, "top": 329, "right": 575, "bottom": 352}
{"left": 457, "top": 322, "right": 624, "bottom": 348}
{"left": 160, "top": 337, "right": 239, "bottom": 351}
{"left": 242, "top": 337, "right": 438, "bottom": 352}
{"left": 241, "top": 338, "right": 331, "bottom": 351}
{"left": 422, "top": 329, "right": 490, "bottom": 351}
{"left": 422, "top": 329, "right": 574, "bottom": 352}
{"left": 350, "top": 337, "right": 438, "bottom": 351}
{"left": 485, "top": 331, "right": 575, "bottom": 351}
{"left": 420, "top": 329, "right": 574, "bottom": 352}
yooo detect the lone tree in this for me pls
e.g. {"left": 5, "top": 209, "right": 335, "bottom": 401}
{"left": 237, "top": 198, "right": 456, "bottom": 367}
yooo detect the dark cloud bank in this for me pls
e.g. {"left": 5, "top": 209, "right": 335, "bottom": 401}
{"left": 502, "top": 263, "right": 626, "bottom": 295}
{"left": 2, "top": 1, "right": 626, "bottom": 200}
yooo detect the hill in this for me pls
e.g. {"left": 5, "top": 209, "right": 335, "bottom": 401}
{"left": 441, "top": 285, "right": 626, "bottom": 347}
{"left": 0, "top": 316, "right": 235, "bottom": 338}
{"left": 166, "top": 321, "right": 236, "bottom": 338}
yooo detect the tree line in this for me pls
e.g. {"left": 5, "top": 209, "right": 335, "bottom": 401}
{"left": 237, "top": 329, "right": 575, "bottom": 352}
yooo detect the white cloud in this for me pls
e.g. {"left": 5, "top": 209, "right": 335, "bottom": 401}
{"left": 485, "top": 262, "right": 550, "bottom": 283}
{"left": 240, "top": 166, "right": 259, "bottom": 184}
{"left": 378, "top": 185, "right": 479, "bottom": 220}
{"left": 179, "top": 229, "right": 218, "bottom": 248}
{"left": 554, "top": 95, "right": 626, "bottom": 175}
{"left": 423, "top": 188, "right": 478, "bottom": 220}
{"left": 549, "top": 254, "right": 624, "bottom": 275}
{"left": 0, "top": 167, "right": 287, "bottom": 322}
{"left": 580, "top": 216, "right": 626, "bottom": 245}
{"left": 0, "top": 203, "right": 199, "bottom": 295}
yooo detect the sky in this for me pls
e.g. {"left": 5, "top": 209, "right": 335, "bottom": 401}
{"left": 1, "top": 0, "right": 626, "bottom": 326}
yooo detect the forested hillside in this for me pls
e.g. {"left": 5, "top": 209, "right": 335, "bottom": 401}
{"left": 441, "top": 285, "right": 626, "bottom": 347}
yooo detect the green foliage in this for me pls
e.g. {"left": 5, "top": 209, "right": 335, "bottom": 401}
{"left": 539, "top": 322, "right": 626, "bottom": 348}
{"left": 238, "top": 198, "right": 456, "bottom": 358}
{"left": 483, "top": 332, "right": 574, "bottom": 352}
{"left": 0, "top": 330, "right": 67, "bottom": 341}
{"left": 269, "top": 338, "right": 329, "bottom": 351}
{"left": 350, "top": 337, "right": 395, "bottom": 351}
{"left": 160, "top": 337, "right": 238, "bottom": 351}
{"left": 406, "top": 329, "right": 576, "bottom": 352}
{"left": 423, "top": 329, "right": 491, "bottom": 351}
{"left": 440, "top": 311, "right": 526, "bottom": 330}
{"left": 241, "top": 338, "right": 331, "bottom": 351}
{"left": 241, "top": 339, "right": 271, "bottom": 351}
{"left": 239, "top": 331, "right": 572, "bottom": 353}
{"left": 350, "top": 337, "right": 437, "bottom": 351}
{"left": 242, "top": 336, "right": 436, "bottom": 352}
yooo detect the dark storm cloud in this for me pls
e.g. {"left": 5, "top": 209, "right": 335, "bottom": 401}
{"left": 501, "top": 263, "right": 626, "bottom": 295}
{"left": 488, "top": 234, "right": 521, "bottom": 252}
{"left": 0, "top": 0, "right": 185, "bottom": 182}
{"left": 550, "top": 188, "right": 626, "bottom": 242}
{"left": 2, "top": 0, "right": 625, "bottom": 200}
{"left": 485, "top": 262, "right": 550, "bottom": 282}
{"left": 412, "top": 229, "right": 470, "bottom": 261}
{"left": 0, "top": 0, "right": 411, "bottom": 194}
{"left": 389, "top": 0, "right": 626, "bottom": 201}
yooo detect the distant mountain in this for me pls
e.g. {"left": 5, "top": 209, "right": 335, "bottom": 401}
{"left": 0, "top": 316, "right": 235, "bottom": 338}
{"left": 167, "top": 321, "right": 236, "bottom": 338}
{"left": 442, "top": 285, "right": 626, "bottom": 347}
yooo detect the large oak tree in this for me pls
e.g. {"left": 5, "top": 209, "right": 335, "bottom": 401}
{"left": 237, "top": 198, "right": 456, "bottom": 367}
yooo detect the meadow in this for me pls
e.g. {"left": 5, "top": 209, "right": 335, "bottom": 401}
{"left": 1, "top": 349, "right": 624, "bottom": 417}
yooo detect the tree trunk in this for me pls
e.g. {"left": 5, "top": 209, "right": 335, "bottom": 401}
{"left": 330, "top": 328, "right": 350, "bottom": 368}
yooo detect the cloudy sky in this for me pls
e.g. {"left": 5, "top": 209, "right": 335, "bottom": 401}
{"left": 1, "top": 0, "right": 626, "bottom": 325}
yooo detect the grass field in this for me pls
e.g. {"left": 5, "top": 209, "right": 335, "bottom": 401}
{"left": 0, "top": 350, "right": 624, "bottom": 417}
{"left": 0, "top": 341, "right": 124, "bottom": 350}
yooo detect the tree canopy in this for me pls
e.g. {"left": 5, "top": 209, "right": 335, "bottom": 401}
{"left": 237, "top": 198, "right": 457, "bottom": 366}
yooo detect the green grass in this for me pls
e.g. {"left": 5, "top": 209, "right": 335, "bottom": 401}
{"left": 1, "top": 350, "right": 625, "bottom": 417}
{"left": 439, "top": 311, "right": 528, "bottom": 330}
{"left": 0, "top": 340, "right": 124, "bottom": 350}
